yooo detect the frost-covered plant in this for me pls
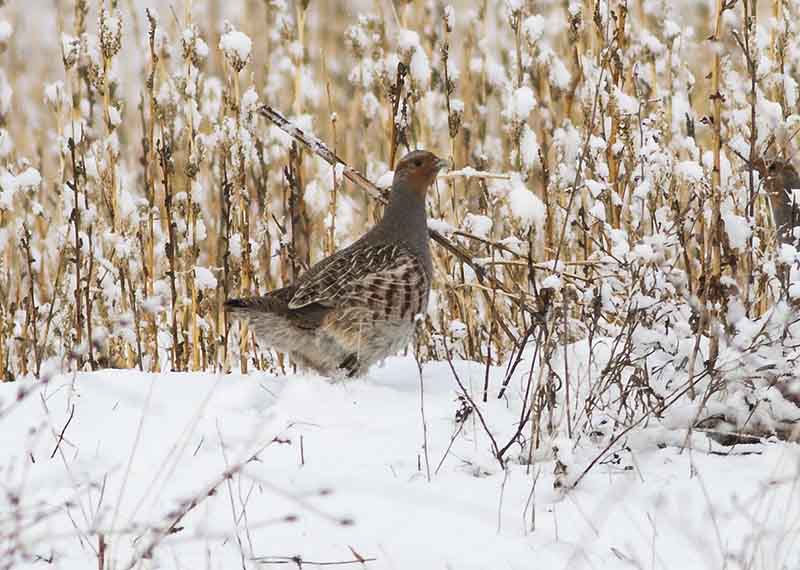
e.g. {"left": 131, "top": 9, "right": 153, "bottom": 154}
{"left": 0, "top": 0, "right": 796, "bottom": 457}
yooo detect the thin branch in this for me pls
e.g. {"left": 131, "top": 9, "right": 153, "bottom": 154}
{"left": 252, "top": 555, "right": 377, "bottom": 567}
{"left": 50, "top": 404, "right": 76, "bottom": 459}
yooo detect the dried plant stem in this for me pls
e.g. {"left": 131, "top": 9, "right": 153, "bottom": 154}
{"left": 606, "top": 2, "right": 627, "bottom": 229}
{"left": 21, "top": 226, "right": 39, "bottom": 375}
{"left": 39, "top": 248, "right": 67, "bottom": 374}
{"left": 551, "top": 51, "right": 606, "bottom": 270}
{"left": 159, "top": 140, "right": 182, "bottom": 371}
{"left": 238, "top": 206, "right": 252, "bottom": 374}
{"left": 293, "top": 2, "right": 308, "bottom": 116}
{"left": 437, "top": 170, "right": 510, "bottom": 180}
{"left": 416, "top": 353, "right": 431, "bottom": 482}
{"left": 190, "top": 234, "right": 201, "bottom": 371}
{"left": 102, "top": 56, "right": 117, "bottom": 232}
{"left": 771, "top": 0, "right": 785, "bottom": 113}
{"left": 707, "top": 0, "right": 726, "bottom": 372}
{"left": 144, "top": 11, "right": 160, "bottom": 370}
{"left": 286, "top": 144, "right": 308, "bottom": 281}
{"left": 217, "top": 164, "right": 232, "bottom": 371}
{"left": 443, "top": 336, "right": 502, "bottom": 466}
{"left": 68, "top": 137, "right": 84, "bottom": 367}
{"left": 322, "top": 56, "right": 339, "bottom": 256}
{"left": 187, "top": 130, "right": 201, "bottom": 372}
{"left": 388, "top": 63, "right": 407, "bottom": 167}
{"left": 83, "top": 161, "right": 97, "bottom": 371}
{"left": 740, "top": 0, "right": 758, "bottom": 315}
{"left": 123, "top": 263, "right": 144, "bottom": 371}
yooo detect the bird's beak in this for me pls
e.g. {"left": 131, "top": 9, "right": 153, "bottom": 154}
{"left": 435, "top": 157, "right": 449, "bottom": 172}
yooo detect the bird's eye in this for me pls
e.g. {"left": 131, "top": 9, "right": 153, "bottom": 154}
{"left": 414, "top": 159, "right": 423, "bottom": 167}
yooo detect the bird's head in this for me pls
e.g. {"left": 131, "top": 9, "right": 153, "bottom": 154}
{"left": 393, "top": 150, "right": 449, "bottom": 194}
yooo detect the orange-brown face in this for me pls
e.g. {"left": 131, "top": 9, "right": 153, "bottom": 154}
{"left": 393, "top": 150, "right": 448, "bottom": 193}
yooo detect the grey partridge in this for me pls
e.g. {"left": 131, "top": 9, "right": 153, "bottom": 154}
{"left": 757, "top": 158, "right": 800, "bottom": 242}
{"left": 226, "top": 150, "right": 448, "bottom": 377}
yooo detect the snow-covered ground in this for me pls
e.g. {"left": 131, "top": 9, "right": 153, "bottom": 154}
{"left": 2, "top": 356, "right": 798, "bottom": 570}
{"left": 2, "top": 0, "right": 800, "bottom": 566}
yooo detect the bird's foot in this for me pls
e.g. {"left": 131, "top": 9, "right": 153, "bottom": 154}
{"left": 339, "top": 353, "right": 360, "bottom": 378}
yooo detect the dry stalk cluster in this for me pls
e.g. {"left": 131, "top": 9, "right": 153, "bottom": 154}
{"left": 0, "top": 0, "right": 797, "bottom": 470}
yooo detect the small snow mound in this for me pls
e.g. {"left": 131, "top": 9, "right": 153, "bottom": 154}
{"left": 464, "top": 213, "right": 493, "bottom": 239}
{"left": 194, "top": 266, "right": 217, "bottom": 289}
{"left": 219, "top": 28, "right": 252, "bottom": 69}
{"left": 15, "top": 167, "right": 41, "bottom": 188}
{"left": 428, "top": 218, "right": 456, "bottom": 235}
{"left": 0, "top": 21, "right": 13, "bottom": 43}
{"left": 376, "top": 170, "right": 394, "bottom": 189}
{"left": 507, "top": 86, "right": 535, "bottom": 122}
{"left": 676, "top": 160, "right": 704, "bottom": 183}
{"left": 507, "top": 175, "right": 545, "bottom": 231}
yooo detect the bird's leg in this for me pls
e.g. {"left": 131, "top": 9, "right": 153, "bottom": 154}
{"left": 356, "top": 320, "right": 364, "bottom": 361}
{"left": 339, "top": 353, "right": 359, "bottom": 377}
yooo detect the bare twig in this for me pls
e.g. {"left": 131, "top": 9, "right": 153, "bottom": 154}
{"left": 50, "top": 404, "right": 76, "bottom": 459}
{"left": 252, "top": 555, "right": 377, "bottom": 567}
{"left": 438, "top": 169, "right": 511, "bottom": 180}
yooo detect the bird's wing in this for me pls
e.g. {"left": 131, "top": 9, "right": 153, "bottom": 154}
{"left": 288, "top": 243, "right": 429, "bottom": 321}
{"left": 225, "top": 286, "right": 330, "bottom": 329}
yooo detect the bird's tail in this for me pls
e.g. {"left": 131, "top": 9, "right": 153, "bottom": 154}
{"left": 225, "top": 289, "right": 292, "bottom": 318}
{"left": 224, "top": 297, "right": 260, "bottom": 316}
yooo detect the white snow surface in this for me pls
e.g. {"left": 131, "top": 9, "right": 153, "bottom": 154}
{"left": 0, "top": 21, "right": 13, "bottom": 43}
{"left": 193, "top": 265, "right": 218, "bottom": 289}
{"left": 1, "top": 357, "right": 798, "bottom": 570}
{"left": 507, "top": 86, "right": 536, "bottom": 122}
{"left": 508, "top": 175, "right": 546, "bottom": 231}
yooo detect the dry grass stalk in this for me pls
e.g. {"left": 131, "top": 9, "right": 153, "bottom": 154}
{"left": 0, "top": 1, "right": 795, "bottom": 471}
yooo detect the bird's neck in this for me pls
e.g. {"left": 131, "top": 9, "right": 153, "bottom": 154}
{"left": 374, "top": 184, "right": 430, "bottom": 254}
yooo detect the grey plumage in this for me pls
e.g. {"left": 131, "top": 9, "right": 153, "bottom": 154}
{"left": 762, "top": 159, "right": 800, "bottom": 242}
{"left": 226, "top": 150, "right": 447, "bottom": 377}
